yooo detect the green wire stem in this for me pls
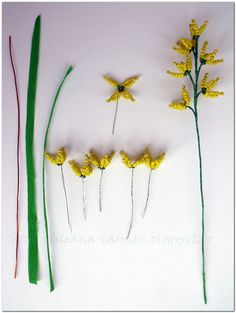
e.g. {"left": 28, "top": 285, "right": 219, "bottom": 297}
{"left": 188, "top": 36, "right": 207, "bottom": 304}
{"left": 42, "top": 66, "right": 74, "bottom": 292}
{"left": 25, "top": 15, "right": 41, "bottom": 285}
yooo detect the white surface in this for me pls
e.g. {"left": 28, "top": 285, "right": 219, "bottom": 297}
{"left": 2, "top": 2, "right": 234, "bottom": 311}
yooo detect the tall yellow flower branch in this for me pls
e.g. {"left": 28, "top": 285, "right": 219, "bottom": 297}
{"left": 167, "top": 19, "right": 224, "bottom": 304}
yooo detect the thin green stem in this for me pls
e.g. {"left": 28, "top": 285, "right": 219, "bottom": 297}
{"left": 192, "top": 37, "right": 207, "bottom": 304}
{"left": 42, "top": 66, "right": 73, "bottom": 292}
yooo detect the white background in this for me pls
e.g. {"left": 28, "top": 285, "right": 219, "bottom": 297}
{"left": 2, "top": 2, "right": 234, "bottom": 311}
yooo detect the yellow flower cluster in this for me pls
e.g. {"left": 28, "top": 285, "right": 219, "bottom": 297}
{"left": 173, "top": 38, "right": 194, "bottom": 55}
{"left": 103, "top": 75, "right": 139, "bottom": 102}
{"left": 45, "top": 147, "right": 66, "bottom": 166}
{"left": 200, "top": 40, "right": 223, "bottom": 65}
{"left": 169, "top": 85, "right": 190, "bottom": 110}
{"left": 69, "top": 157, "right": 93, "bottom": 178}
{"left": 189, "top": 19, "right": 208, "bottom": 38}
{"left": 86, "top": 150, "right": 115, "bottom": 169}
{"left": 142, "top": 147, "right": 165, "bottom": 170}
{"left": 120, "top": 150, "right": 144, "bottom": 168}
{"left": 120, "top": 148, "right": 165, "bottom": 170}
{"left": 167, "top": 54, "right": 192, "bottom": 78}
{"left": 200, "top": 73, "right": 224, "bottom": 98}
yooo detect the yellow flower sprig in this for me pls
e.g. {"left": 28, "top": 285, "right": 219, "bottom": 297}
{"left": 87, "top": 150, "right": 115, "bottom": 170}
{"left": 86, "top": 150, "right": 115, "bottom": 212}
{"left": 169, "top": 85, "right": 191, "bottom": 111}
{"left": 167, "top": 19, "right": 224, "bottom": 304}
{"left": 120, "top": 150, "right": 144, "bottom": 169}
{"left": 167, "top": 54, "right": 192, "bottom": 78}
{"left": 69, "top": 156, "right": 94, "bottom": 220}
{"left": 189, "top": 19, "right": 208, "bottom": 38}
{"left": 45, "top": 147, "right": 71, "bottom": 232}
{"left": 200, "top": 40, "right": 224, "bottom": 65}
{"left": 141, "top": 147, "right": 165, "bottom": 218}
{"left": 103, "top": 75, "right": 140, "bottom": 134}
{"left": 45, "top": 147, "right": 66, "bottom": 166}
{"left": 200, "top": 73, "right": 224, "bottom": 98}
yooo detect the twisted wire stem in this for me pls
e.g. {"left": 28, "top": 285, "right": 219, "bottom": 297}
{"left": 9, "top": 36, "right": 21, "bottom": 279}
{"left": 82, "top": 178, "right": 86, "bottom": 220}
{"left": 187, "top": 36, "right": 207, "bottom": 304}
{"left": 142, "top": 169, "right": 153, "bottom": 218}
{"left": 99, "top": 169, "right": 104, "bottom": 212}
{"left": 112, "top": 99, "right": 119, "bottom": 135}
{"left": 60, "top": 165, "right": 71, "bottom": 233}
{"left": 126, "top": 168, "right": 134, "bottom": 239}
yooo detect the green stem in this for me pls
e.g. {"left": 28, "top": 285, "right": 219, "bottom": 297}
{"left": 193, "top": 37, "right": 207, "bottom": 304}
{"left": 42, "top": 66, "right": 73, "bottom": 292}
{"left": 26, "top": 15, "right": 41, "bottom": 285}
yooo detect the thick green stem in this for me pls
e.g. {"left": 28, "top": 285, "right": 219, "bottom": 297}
{"left": 193, "top": 37, "right": 207, "bottom": 304}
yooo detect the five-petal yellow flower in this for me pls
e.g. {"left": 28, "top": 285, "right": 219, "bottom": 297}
{"left": 103, "top": 76, "right": 139, "bottom": 102}
{"left": 45, "top": 147, "right": 66, "bottom": 165}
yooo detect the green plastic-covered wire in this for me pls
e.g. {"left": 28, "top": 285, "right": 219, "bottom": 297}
{"left": 42, "top": 65, "right": 74, "bottom": 292}
{"left": 25, "top": 15, "right": 41, "bottom": 285}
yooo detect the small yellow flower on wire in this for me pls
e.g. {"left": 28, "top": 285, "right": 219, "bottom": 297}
{"left": 200, "top": 40, "right": 224, "bottom": 65}
{"left": 141, "top": 147, "right": 165, "bottom": 217}
{"left": 86, "top": 150, "right": 115, "bottom": 212}
{"left": 45, "top": 147, "right": 71, "bottom": 232}
{"left": 200, "top": 73, "right": 224, "bottom": 98}
{"left": 120, "top": 150, "right": 145, "bottom": 239}
{"left": 189, "top": 19, "right": 208, "bottom": 38}
{"left": 169, "top": 85, "right": 191, "bottom": 111}
{"left": 69, "top": 156, "right": 94, "bottom": 220}
{"left": 103, "top": 75, "right": 139, "bottom": 135}
{"left": 167, "top": 54, "right": 192, "bottom": 78}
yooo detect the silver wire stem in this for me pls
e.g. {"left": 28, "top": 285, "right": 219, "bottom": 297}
{"left": 99, "top": 169, "right": 104, "bottom": 212}
{"left": 126, "top": 168, "right": 134, "bottom": 239}
{"left": 82, "top": 177, "right": 86, "bottom": 220}
{"left": 60, "top": 165, "right": 72, "bottom": 233}
{"left": 142, "top": 169, "right": 153, "bottom": 217}
{"left": 112, "top": 99, "right": 119, "bottom": 135}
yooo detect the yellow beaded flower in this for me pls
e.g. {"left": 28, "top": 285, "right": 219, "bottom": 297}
{"left": 120, "top": 150, "right": 144, "bottom": 168}
{"left": 69, "top": 157, "right": 93, "bottom": 178}
{"left": 142, "top": 147, "right": 165, "bottom": 170}
{"left": 189, "top": 19, "right": 208, "bottom": 38}
{"left": 103, "top": 76, "right": 139, "bottom": 102}
{"left": 200, "top": 73, "right": 224, "bottom": 98}
{"left": 173, "top": 38, "right": 194, "bottom": 54}
{"left": 45, "top": 147, "right": 66, "bottom": 165}
{"left": 167, "top": 54, "right": 192, "bottom": 78}
{"left": 87, "top": 150, "right": 115, "bottom": 169}
{"left": 200, "top": 40, "right": 224, "bottom": 65}
{"left": 169, "top": 85, "right": 190, "bottom": 110}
